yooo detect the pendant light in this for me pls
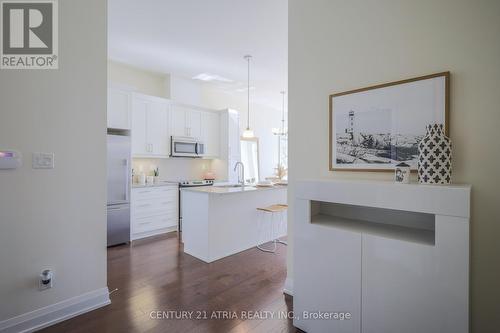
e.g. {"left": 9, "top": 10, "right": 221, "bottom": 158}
{"left": 272, "top": 91, "right": 287, "bottom": 136}
{"left": 273, "top": 91, "right": 288, "bottom": 169}
{"left": 242, "top": 55, "right": 255, "bottom": 138}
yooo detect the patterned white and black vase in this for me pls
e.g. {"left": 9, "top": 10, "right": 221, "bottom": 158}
{"left": 417, "top": 124, "right": 452, "bottom": 184}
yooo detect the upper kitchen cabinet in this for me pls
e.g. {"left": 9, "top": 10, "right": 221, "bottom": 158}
{"left": 202, "top": 111, "right": 221, "bottom": 158}
{"left": 170, "top": 104, "right": 202, "bottom": 139}
{"left": 131, "top": 93, "right": 170, "bottom": 158}
{"left": 108, "top": 86, "right": 132, "bottom": 130}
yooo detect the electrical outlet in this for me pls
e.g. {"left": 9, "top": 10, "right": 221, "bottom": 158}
{"left": 39, "top": 269, "right": 53, "bottom": 290}
{"left": 32, "top": 152, "right": 55, "bottom": 169}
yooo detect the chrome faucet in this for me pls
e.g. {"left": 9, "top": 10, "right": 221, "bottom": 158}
{"left": 234, "top": 162, "right": 245, "bottom": 187}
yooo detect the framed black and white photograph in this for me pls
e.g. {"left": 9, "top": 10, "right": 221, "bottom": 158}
{"left": 329, "top": 72, "right": 449, "bottom": 171}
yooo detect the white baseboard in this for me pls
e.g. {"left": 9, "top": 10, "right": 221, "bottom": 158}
{"left": 0, "top": 287, "right": 111, "bottom": 333}
{"left": 283, "top": 277, "right": 294, "bottom": 296}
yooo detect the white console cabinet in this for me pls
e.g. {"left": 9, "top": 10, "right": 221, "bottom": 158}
{"left": 293, "top": 180, "right": 470, "bottom": 333}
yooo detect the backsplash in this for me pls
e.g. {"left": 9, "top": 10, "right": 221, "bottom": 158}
{"left": 132, "top": 158, "right": 214, "bottom": 182}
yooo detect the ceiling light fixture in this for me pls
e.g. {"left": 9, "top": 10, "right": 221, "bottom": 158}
{"left": 192, "top": 73, "right": 233, "bottom": 83}
{"left": 242, "top": 55, "right": 255, "bottom": 138}
{"left": 272, "top": 91, "right": 288, "bottom": 136}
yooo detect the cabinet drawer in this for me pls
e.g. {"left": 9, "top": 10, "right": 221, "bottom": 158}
{"left": 132, "top": 186, "right": 178, "bottom": 200}
{"left": 132, "top": 213, "right": 177, "bottom": 234}
{"left": 133, "top": 197, "right": 177, "bottom": 218}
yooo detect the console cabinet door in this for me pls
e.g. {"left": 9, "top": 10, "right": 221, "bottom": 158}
{"left": 362, "top": 216, "right": 469, "bottom": 333}
{"left": 294, "top": 199, "right": 362, "bottom": 333}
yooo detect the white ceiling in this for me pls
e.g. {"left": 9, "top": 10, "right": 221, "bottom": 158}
{"left": 108, "top": 0, "right": 288, "bottom": 109}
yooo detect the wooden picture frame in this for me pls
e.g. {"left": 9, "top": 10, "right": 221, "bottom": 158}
{"left": 329, "top": 72, "right": 450, "bottom": 172}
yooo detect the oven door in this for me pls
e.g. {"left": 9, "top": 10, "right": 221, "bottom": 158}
{"left": 171, "top": 138, "right": 198, "bottom": 157}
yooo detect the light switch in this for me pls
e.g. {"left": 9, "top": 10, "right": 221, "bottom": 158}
{"left": 32, "top": 152, "right": 55, "bottom": 169}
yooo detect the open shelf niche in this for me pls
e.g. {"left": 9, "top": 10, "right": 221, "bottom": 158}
{"left": 310, "top": 201, "right": 435, "bottom": 245}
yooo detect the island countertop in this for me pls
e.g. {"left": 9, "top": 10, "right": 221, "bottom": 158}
{"left": 180, "top": 184, "right": 287, "bottom": 195}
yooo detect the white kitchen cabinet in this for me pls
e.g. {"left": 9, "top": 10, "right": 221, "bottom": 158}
{"left": 108, "top": 86, "right": 132, "bottom": 130}
{"left": 131, "top": 185, "right": 178, "bottom": 240}
{"left": 170, "top": 105, "right": 188, "bottom": 137}
{"left": 170, "top": 104, "right": 202, "bottom": 139}
{"left": 189, "top": 110, "right": 202, "bottom": 139}
{"left": 131, "top": 97, "right": 148, "bottom": 155}
{"left": 131, "top": 93, "right": 170, "bottom": 158}
{"left": 147, "top": 101, "right": 169, "bottom": 156}
{"left": 202, "top": 111, "right": 220, "bottom": 158}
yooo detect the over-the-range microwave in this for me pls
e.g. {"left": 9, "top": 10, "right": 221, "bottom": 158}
{"left": 170, "top": 136, "right": 205, "bottom": 158}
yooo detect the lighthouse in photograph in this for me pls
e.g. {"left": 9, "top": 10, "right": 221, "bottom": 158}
{"left": 346, "top": 110, "right": 355, "bottom": 142}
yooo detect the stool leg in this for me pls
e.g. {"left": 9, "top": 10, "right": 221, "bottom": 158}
{"left": 276, "top": 210, "right": 287, "bottom": 246}
{"left": 257, "top": 211, "right": 276, "bottom": 253}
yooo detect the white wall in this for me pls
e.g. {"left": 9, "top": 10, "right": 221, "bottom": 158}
{"left": 108, "top": 60, "right": 169, "bottom": 98}
{"left": 0, "top": 0, "right": 107, "bottom": 324}
{"left": 202, "top": 85, "right": 282, "bottom": 180}
{"left": 170, "top": 75, "right": 203, "bottom": 106}
{"left": 288, "top": 1, "right": 500, "bottom": 331}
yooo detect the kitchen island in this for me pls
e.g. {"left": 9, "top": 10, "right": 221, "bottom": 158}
{"left": 181, "top": 185, "right": 287, "bottom": 263}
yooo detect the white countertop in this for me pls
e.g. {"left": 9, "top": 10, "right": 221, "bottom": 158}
{"left": 181, "top": 184, "right": 287, "bottom": 195}
{"left": 132, "top": 181, "right": 178, "bottom": 189}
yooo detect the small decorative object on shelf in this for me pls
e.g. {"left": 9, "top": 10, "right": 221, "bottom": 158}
{"left": 395, "top": 162, "right": 411, "bottom": 184}
{"left": 418, "top": 124, "right": 452, "bottom": 184}
{"left": 153, "top": 167, "right": 160, "bottom": 183}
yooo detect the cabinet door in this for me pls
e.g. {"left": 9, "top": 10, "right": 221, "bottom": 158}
{"left": 108, "top": 87, "right": 131, "bottom": 129}
{"left": 170, "top": 105, "right": 188, "bottom": 137}
{"left": 294, "top": 199, "right": 362, "bottom": 333}
{"left": 147, "top": 101, "right": 169, "bottom": 157}
{"left": 202, "top": 111, "right": 220, "bottom": 157}
{"left": 131, "top": 97, "right": 148, "bottom": 156}
{"left": 187, "top": 110, "right": 202, "bottom": 139}
{"left": 361, "top": 215, "right": 469, "bottom": 333}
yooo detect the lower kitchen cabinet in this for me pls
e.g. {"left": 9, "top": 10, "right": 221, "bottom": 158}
{"left": 131, "top": 185, "right": 178, "bottom": 240}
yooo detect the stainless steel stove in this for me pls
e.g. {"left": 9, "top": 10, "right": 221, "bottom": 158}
{"left": 179, "top": 180, "right": 214, "bottom": 188}
{"left": 178, "top": 180, "right": 214, "bottom": 232}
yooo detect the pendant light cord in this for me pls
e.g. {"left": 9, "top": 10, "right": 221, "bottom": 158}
{"left": 281, "top": 91, "right": 285, "bottom": 134}
{"left": 246, "top": 56, "right": 251, "bottom": 130}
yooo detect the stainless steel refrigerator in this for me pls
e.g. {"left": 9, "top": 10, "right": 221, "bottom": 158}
{"left": 107, "top": 131, "right": 131, "bottom": 246}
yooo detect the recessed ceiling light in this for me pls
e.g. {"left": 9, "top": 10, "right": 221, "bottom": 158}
{"left": 192, "top": 73, "right": 233, "bottom": 83}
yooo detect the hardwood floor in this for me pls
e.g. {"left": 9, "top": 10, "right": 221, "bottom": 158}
{"left": 41, "top": 233, "right": 300, "bottom": 333}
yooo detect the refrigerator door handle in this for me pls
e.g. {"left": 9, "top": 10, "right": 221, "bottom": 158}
{"left": 124, "top": 158, "right": 129, "bottom": 202}
{"left": 108, "top": 205, "right": 127, "bottom": 211}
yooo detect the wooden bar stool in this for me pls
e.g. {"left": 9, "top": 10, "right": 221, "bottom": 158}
{"left": 256, "top": 204, "right": 288, "bottom": 253}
